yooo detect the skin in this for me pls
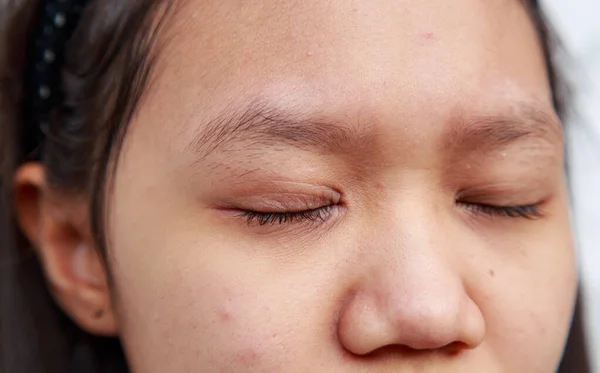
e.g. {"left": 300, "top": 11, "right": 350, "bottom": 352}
{"left": 15, "top": 0, "right": 577, "bottom": 372}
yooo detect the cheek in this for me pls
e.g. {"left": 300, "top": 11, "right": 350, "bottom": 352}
{"left": 108, "top": 220, "right": 338, "bottom": 373}
{"left": 476, "top": 215, "right": 577, "bottom": 371}
{"left": 112, "top": 252, "right": 299, "bottom": 372}
{"left": 167, "top": 279, "right": 287, "bottom": 369}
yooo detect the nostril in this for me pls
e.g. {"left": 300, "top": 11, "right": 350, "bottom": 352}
{"left": 442, "top": 341, "right": 471, "bottom": 356}
{"left": 358, "top": 340, "right": 471, "bottom": 360}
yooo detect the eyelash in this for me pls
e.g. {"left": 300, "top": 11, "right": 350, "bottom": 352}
{"left": 239, "top": 205, "right": 335, "bottom": 226}
{"left": 460, "top": 203, "right": 542, "bottom": 219}
{"left": 238, "top": 202, "right": 541, "bottom": 226}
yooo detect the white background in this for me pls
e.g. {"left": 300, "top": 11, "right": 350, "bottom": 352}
{"left": 542, "top": 1, "right": 600, "bottom": 371}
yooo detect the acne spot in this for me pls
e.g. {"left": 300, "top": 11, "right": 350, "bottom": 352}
{"left": 489, "top": 269, "right": 495, "bottom": 277}
{"left": 236, "top": 347, "right": 260, "bottom": 365}
{"left": 219, "top": 310, "right": 233, "bottom": 322}
{"left": 421, "top": 32, "right": 435, "bottom": 40}
{"left": 217, "top": 300, "right": 234, "bottom": 323}
{"left": 306, "top": 50, "right": 314, "bottom": 57}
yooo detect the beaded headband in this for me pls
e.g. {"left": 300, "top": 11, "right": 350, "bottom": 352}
{"left": 23, "top": 0, "right": 88, "bottom": 159}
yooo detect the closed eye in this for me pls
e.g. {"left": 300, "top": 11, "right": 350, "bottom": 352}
{"left": 238, "top": 205, "right": 336, "bottom": 226}
{"left": 239, "top": 202, "right": 541, "bottom": 226}
{"left": 459, "top": 202, "right": 542, "bottom": 219}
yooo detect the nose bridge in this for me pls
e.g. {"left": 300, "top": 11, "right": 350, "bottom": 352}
{"left": 372, "top": 184, "right": 454, "bottom": 282}
{"left": 376, "top": 196, "right": 464, "bottom": 330}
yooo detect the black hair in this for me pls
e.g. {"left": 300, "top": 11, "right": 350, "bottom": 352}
{"left": 0, "top": 1, "right": 591, "bottom": 372}
{"left": 1, "top": 1, "right": 176, "bottom": 371}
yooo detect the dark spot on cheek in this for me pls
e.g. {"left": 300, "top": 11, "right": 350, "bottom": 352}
{"left": 489, "top": 269, "right": 495, "bottom": 277}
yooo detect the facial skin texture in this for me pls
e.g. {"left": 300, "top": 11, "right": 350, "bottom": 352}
{"left": 105, "top": 0, "right": 576, "bottom": 372}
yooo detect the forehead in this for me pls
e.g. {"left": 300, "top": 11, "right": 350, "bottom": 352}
{"left": 140, "top": 0, "right": 551, "bottom": 147}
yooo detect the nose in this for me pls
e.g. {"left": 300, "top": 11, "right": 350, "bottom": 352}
{"left": 337, "top": 209, "right": 486, "bottom": 355}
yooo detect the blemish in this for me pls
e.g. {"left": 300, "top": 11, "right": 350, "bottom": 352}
{"left": 219, "top": 309, "right": 233, "bottom": 322}
{"left": 421, "top": 32, "right": 435, "bottom": 40}
{"left": 236, "top": 347, "right": 260, "bottom": 365}
{"left": 306, "top": 50, "right": 314, "bottom": 57}
{"left": 489, "top": 269, "right": 495, "bottom": 277}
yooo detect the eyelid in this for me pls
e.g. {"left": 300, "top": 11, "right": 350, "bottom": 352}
{"left": 215, "top": 187, "right": 342, "bottom": 212}
{"left": 455, "top": 184, "right": 551, "bottom": 206}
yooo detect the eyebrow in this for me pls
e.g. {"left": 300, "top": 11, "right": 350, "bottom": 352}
{"left": 187, "top": 99, "right": 364, "bottom": 158}
{"left": 445, "top": 103, "right": 563, "bottom": 152}
{"left": 186, "top": 98, "right": 562, "bottom": 160}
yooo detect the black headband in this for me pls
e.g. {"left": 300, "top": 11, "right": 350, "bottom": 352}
{"left": 23, "top": 0, "right": 89, "bottom": 159}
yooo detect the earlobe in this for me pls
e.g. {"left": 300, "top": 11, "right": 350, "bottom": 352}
{"left": 14, "top": 162, "right": 119, "bottom": 337}
{"left": 65, "top": 243, "right": 119, "bottom": 336}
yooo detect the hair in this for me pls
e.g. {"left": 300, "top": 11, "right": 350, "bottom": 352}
{"left": 0, "top": 0, "right": 591, "bottom": 372}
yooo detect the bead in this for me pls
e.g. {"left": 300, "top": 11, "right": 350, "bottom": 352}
{"left": 39, "top": 86, "right": 51, "bottom": 100}
{"left": 54, "top": 12, "right": 66, "bottom": 28}
{"left": 43, "top": 49, "right": 55, "bottom": 63}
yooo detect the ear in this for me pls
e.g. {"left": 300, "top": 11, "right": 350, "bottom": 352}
{"left": 14, "top": 163, "right": 118, "bottom": 336}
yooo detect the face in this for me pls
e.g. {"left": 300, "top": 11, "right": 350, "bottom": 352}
{"left": 107, "top": 0, "right": 576, "bottom": 371}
